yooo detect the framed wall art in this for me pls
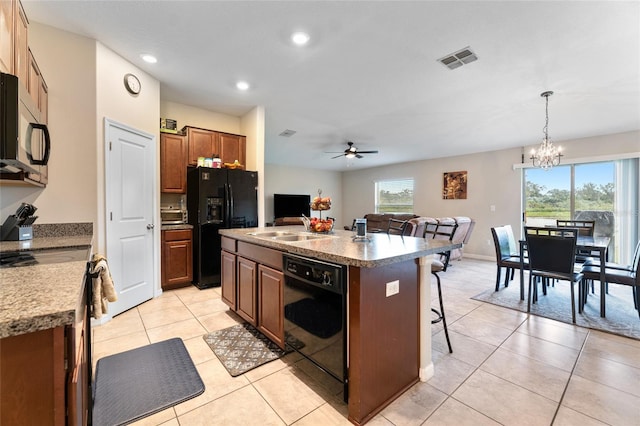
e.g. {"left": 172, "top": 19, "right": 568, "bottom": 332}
{"left": 443, "top": 171, "right": 467, "bottom": 199}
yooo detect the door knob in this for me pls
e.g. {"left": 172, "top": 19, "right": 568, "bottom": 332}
{"left": 147, "top": 224, "right": 155, "bottom": 230}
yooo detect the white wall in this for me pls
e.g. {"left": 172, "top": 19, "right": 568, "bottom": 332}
{"left": 1, "top": 23, "right": 97, "bottom": 227}
{"left": 264, "top": 165, "right": 343, "bottom": 227}
{"left": 241, "top": 107, "right": 266, "bottom": 225}
{"left": 95, "top": 42, "right": 160, "bottom": 254}
{"left": 160, "top": 100, "right": 240, "bottom": 134}
{"left": 343, "top": 130, "right": 640, "bottom": 259}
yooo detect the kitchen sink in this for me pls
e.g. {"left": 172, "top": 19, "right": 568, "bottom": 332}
{"left": 247, "top": 231, "right": 335, "bottom": 241}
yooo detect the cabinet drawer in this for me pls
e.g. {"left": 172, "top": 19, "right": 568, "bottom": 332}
{"left": 237, "top": 241, "right": 283, "bottom": 270}
{"left": 221, "top": 236, "right": 236, "bottom": 252}
{"left": 163, "top": 229, "right": 192, "bottom": 242}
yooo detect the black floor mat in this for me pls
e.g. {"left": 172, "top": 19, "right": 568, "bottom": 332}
{"left": 284, "top": 298, "right": 342, "bottom": 339}
{"left": 92, "top": 338, "right": 204, "bottom": 426}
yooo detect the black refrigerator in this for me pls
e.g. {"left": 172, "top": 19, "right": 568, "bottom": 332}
{"left": 187, "top": 167, "right": 258, "bottom": 289}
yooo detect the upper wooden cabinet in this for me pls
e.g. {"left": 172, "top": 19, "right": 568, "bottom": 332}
{"left": 0, "top": 0, "right": 14, "bottom": 73}
{"left": 160, "top": 133, "right": 188, "bottom": 193}
{"left": 186, "top": 127, "right": 218, "bottom": 166}
{"left": 219, "top": 132, "right": 246, "bottom": 166}
{"left": 183, "top": 126, "right": 247, "bottom": 168}
{"left": 13, "top": 0, "right": 28, "bottom": 85}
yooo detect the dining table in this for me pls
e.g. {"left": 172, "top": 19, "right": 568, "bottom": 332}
{"left": 519, "top": 235, "right": 611, "bottom": 317}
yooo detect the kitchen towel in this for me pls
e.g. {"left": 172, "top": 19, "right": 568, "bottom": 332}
{"left": 91, "top": 254, "right": 117, "bottom": 319}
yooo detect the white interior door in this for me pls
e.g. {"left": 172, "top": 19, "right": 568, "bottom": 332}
{"left": 105, "top": 119, "right": 156, "bottom": 316}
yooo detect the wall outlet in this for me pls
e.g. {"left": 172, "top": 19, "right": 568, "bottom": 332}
{"left": 386, "top": 280, "right": 400, "bottom": 297}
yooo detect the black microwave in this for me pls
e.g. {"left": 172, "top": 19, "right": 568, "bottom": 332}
{"left": 0, "top": 72, "right": 50, "bottom": 185}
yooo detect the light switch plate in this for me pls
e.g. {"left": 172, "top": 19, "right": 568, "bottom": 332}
{"left": 386, "top": 280, "right": 400, "bottom": 297}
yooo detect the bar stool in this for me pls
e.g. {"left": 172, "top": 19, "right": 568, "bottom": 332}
{"left": 424, "top": 223, "right": 456, "bottom": 353}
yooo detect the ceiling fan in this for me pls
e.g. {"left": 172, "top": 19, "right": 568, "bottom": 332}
{"left": 328, "top": 141, "right": 379, "bottom": 159}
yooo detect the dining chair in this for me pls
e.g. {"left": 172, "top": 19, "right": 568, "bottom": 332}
{"left": 524, "top": 226, "right": 583, "bottom": 323}
{"left": 491, "top": 225, "right": 528, "bottom": 292}
{"left": 581, "top": 240, "right": 640, "bottom": 316}
{"left": 387, "top": 218, "right": 409, "bottom": 236}
{"left": 556, "top": 219, "right": 598, "bottom": 263}
{"left": 422, "top": 222, "right": 458, "bottom": 353}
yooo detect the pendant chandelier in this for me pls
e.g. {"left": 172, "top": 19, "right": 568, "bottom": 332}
{"left": 530, "top": 91, "right": 562, "bottom": 170}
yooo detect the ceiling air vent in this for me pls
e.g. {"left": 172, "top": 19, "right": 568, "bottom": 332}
{"left": 438, "top": 47, "right": 478, "bottom": 70}
{"left": 279, "top": 129, "right": 296, "bottom": 137}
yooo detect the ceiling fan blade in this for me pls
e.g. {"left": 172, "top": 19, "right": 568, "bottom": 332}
{"left": 357, "top": 150, "right": 379, "bottom": 154}
{"left": 331, "top": 154, "right": 345, "bottom": 159}
{"left": 355, "top": 154, "right": 363, "bottom": 159}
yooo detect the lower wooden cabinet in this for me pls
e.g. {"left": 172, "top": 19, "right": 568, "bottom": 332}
{"left": 257, "top": 265, "right": 285, "bottom": 348}
{"left": 237, "top": 256, "right": 257, "bottom": 325}
{"left": 161, "top": 229, "right": 193, "bottom": 290}
{"left": 220, "top": 238, "right": 286, "bottom": 348}
{"left": 0, "top": 271, "right": 88, "bottom": 425}
{"left": 221, "top": 250, "right": 237, "bottom": 309}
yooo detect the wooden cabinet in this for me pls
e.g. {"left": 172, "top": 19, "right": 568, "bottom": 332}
{"left": 0, "top": 0, "right": 14, "bottom": 73}
{"left": 28, "top": 48, "right": 47, "bottom": 116}
{"left": 257, "top": 265, "right": 285, "bottom": 348}
{"left": 13, "top": 0, "right": 28, "bottom": 85}
{"left": 160, "top": 133, "right": 188, "bottom": 193}
{"left": 161, "top": 229, "right": 193, "bottom": 290}
{"left": 186, "top": 127, "right": 218, "bottom": 166}
{"left": 221, "top": 250, "right": 237, "bottom": 309}
{"left": 219, "top": 132, "right": 246, "bottom": 166}
{"left": 237, "top": 256, "right": 257, "bottom": 325}
{"left": 1, "top": 0, "right": 29, "bottom": 83}
{"left": 0, "top": 267, "right": 88, "bottom": 426}
{"left": 221, "top": 239, "right": 286, "bottom": 348}
{"left": 183, "top": 126, "right": 247, "bottom": 168}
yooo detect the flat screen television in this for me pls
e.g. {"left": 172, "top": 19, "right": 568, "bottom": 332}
{"left": 274, "top": 194, "right": 310, "bottom": 219}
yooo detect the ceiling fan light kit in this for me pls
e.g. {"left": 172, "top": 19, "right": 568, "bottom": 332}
{"left": 328, "top": 141, "right": 379, "bottom": 160}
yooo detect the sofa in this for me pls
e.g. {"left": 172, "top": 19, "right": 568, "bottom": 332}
{"left": 347, "top": 214, "right": 475, "bottom": 261}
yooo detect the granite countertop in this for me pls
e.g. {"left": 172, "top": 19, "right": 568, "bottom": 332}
{"left": 161, "top": 224, "right": 194, "bottom": 231}
{"left": 220, "top": 226, "right": 461, "bottom": 268}
{"left": 0, "top": 235, "right": 92, "bottom": 339}
{"left": 0, "top": 235, "right": 93, "bottom": 252}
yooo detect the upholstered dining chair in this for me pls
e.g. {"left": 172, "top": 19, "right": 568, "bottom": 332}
{"left": 423, "top": 222, "right": 458, "bottom": 353}
{"left": 580, "top": 240, "right": 640, "bottom": 317}
{"left": 524, "top": 226, "right": 583, "bottom": 323}
{"left": 491, "top": 225, "right": 528, "bottom": 292}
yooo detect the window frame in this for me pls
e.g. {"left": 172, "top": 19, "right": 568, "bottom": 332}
{"left": 374, "top": 178, "right": 415, "bottom": 214}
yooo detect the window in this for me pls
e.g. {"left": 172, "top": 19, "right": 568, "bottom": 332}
{"left": 523, "top": 159, "right": 639, "bottom": 263}
{"left": 375, "top": 179, "right": 414, "bottom": 213}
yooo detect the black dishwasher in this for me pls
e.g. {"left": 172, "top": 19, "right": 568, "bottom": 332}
{"left": 283, "top": 253, "right": 347, "bottom": 399}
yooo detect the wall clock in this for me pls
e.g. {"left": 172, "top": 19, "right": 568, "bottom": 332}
{"left": 124, "top": 73, "right": 141, "bottom": 95}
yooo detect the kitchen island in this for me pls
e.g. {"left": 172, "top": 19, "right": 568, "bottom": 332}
{"left": 219, "top": 226, "right": 461, "bottom": 425}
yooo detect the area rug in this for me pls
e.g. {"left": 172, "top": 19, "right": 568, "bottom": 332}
{"left": 472, "top": 278, "right": 640, "bottom": 340}
{"left": 92, "top": 338, "right": 205, "bottom": 426}
{"left": 203, "top": 323, "right": 300, "bottom": 377}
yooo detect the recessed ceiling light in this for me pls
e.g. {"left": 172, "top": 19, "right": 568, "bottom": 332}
{"left": 141, "top": 54, "right": 157, "bottom": 64}
{"left": 236, "top": 81, "right": 250, "bottom": 91}
{"left": 291, "top": 32, "right": 310, "bottom": 46}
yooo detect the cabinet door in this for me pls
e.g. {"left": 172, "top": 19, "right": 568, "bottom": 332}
{"left": 219, "top": 133, "right": 246, "bottom": 167}
{"left": 237, "top": 256, "right": 257, "bottom": 325}
{"left": 39, "top": 76, "right": 48, "bottom": 123}
{"left": 162, "top": 230, "right": 193, "bottom": 290}
{"left": 28, "top": 49, "right": 40, "bottom": 108}
{"left": 14, "top": 1, "right": 28, "bottom": 86}
{"left": 257, "top": 265, "right": 285, "bottom": 348}
{"left": 0, "top": 0, "right": 14, "bottom": 73}
{"left": 187, "top": 127, "right": 219, "bottom": 165}
{"left": 221, "top": 250, "right": 236, "bottom": 309}
{"left": 160, "top": 133, "right": 187, "bottom": 193}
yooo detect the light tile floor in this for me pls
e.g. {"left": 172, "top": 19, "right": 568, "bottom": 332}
{"left": 92, "top": 259, "right": 640, "bottom": 425}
